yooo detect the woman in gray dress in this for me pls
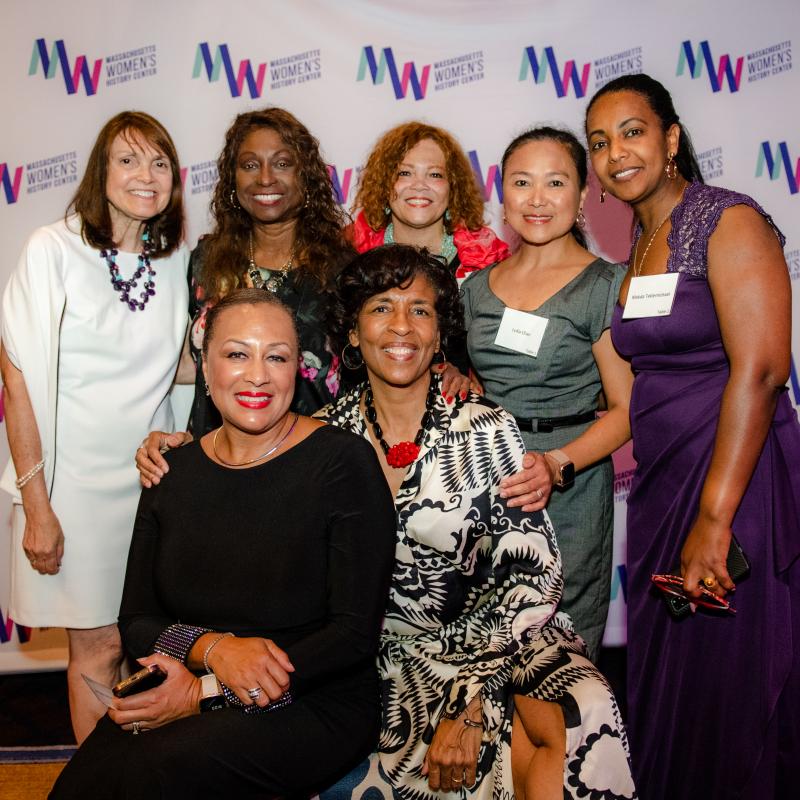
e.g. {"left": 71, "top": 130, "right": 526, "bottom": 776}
{"left": 461, "top": 128, "right": 633, "bottom": 660}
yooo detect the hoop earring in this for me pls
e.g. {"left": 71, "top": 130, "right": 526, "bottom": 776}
{"left": 341, "top": 343, "right": 364, "bottom": 370}
{"left": 204, "top": 381, "right": 210, "bottom": 396}
{"left": 576, "top": 210, "right": 586, "bottom": 227}
{"left": 599, "top": 187, "right": 606, "bottom": 204}
{"left": 230, "top": 189, "right": 241, "bottom": 209}
{"left": 665, "top": 153, "right": 678, "bottom": 180}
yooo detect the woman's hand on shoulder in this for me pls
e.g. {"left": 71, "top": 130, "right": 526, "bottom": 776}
{"left": 423, "top": 699, "right": 483, "bottom": 791}
{"left": 109, "top": 654, "right": 201, "bottom": 732}
{"left": 136, "top": 430, "right": 193, "bottom": 488}
{"left": 206, "top": 636, "right": 295, "bottom": 708}
{"left": 499, "top": 451, "right": 554, "bottom": 511}
{"left": 434, "top": 362, "right": 471, "bottom": 403}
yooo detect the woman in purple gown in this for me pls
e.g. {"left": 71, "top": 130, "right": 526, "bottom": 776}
{"left": 585, "top": 73, "right": 800, "bottom": 799}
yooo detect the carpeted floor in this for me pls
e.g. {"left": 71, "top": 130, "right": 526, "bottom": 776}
{"left": 0, "top": 762, "right": 66, "bottom": 800}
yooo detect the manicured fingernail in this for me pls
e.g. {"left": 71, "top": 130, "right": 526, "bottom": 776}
{"left": 446, "top": 395, "right": 454, "bottom": 404}
{"left": 460, "top": 391, "right": 467, "bottom": 400}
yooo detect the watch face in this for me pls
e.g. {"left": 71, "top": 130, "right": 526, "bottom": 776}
{"left": 200, "top": 694, "right": 227, "bottom": 713}
{"left": 561, "top": 462, "right": 575, "bottom": 486}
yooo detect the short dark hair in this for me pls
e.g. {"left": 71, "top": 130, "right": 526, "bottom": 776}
{"left": 67, "top": 111, "right": 183, "bottom": 255}
{"left": 329, "top": 244, "right": 464, "bottom": 356}
{"left": 585, "top": 73, "right": 704, "bottom": 183}
{"left": 202, "top": 288, "right": 298, "bottom": 358}
{"left": 501, "top": 126, "right": 588, "bottom": 248}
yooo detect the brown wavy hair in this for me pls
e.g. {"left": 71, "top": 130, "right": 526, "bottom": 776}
{"left": 353, "top": 122, "right": 485, "bottom": 235}
{"left": 201, "top": 108, "right": 353, "bottom": 300}
{"left": 67, "top": 111, "right": 183, "bottom": 255}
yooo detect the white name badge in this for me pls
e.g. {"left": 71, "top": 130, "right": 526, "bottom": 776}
{"left": 494, "top": 307, "right": 549, "bottom": 357}
{"left": 622, "top": 273, "right": 679, "bottom": 319}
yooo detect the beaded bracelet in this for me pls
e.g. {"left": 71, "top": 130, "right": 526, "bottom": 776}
{"left": 153, "top": 623, "right": 210, "bottom": 663}
{"left": 15, "top": 460, "right": 45, "bottom": 490}
{"left": 203, "top": 632, "right": 234, "bottom": 674}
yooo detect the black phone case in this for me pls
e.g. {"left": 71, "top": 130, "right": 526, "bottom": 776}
{"left": 663, "top": 535, "right": 751, "bottom": 618}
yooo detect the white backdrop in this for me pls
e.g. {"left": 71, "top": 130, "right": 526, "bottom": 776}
{"left": 1, "top": 0, "right": 798, "bottom": 671}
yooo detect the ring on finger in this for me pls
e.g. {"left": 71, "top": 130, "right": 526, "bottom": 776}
{"left": 536, "top": 488, "right": 544, "bottom": 500}
{"left": 132, "top": 721, "right": 142, "bottom": 735}
{"left": 702, "top": 575, "right": 716, "bottom": 588}
{"left": 247, "top": 687, "right": 262, "bottom": 700}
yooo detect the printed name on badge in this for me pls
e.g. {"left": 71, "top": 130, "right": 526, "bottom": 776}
{"left": 494, "top": 307, "right": 549, "bottom": 357}
{"left": 622, "top": 273, "right": 679, "bottom": 319}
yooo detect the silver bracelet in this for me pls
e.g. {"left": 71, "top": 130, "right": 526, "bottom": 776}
{"left": 15, "top": 460, "right": 45, "bottom": 490}
{"left": 203, "top": 632, "right": 234, "bottom": 674}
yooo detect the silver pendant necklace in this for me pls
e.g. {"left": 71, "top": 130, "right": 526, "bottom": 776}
{"left": 248, "top": 232, "right": 296, "bottom": 293}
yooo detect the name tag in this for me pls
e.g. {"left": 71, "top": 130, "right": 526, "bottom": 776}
{"left": 494, "top": 307, "right": 549, "bottom": 357}
{"left": 622, "top": 273, "right": 679, "bottom": 319}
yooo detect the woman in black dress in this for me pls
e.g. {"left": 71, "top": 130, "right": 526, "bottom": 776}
{"left": 50, "top": 290, "right": 396, "bottom": 799}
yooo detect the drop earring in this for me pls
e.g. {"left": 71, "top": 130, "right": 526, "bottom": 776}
{"left": 600, "top": 187, "right": 606, "bottom": 204}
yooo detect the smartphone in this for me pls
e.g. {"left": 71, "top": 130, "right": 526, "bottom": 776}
{"left": 662, "top": 535, "right": 751, "bottom": 619}
{"left": 112, "top": 665, "right": 167, "bottom": 698}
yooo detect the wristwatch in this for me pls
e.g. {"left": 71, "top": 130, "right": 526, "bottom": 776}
{"left": 545, "top": 449, "right": 575, "bottom": 488}
{"left": 199, "top": 673, "right": 226, "bottom": 713}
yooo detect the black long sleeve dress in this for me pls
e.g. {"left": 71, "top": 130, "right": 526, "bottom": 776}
{"left": 51, "top": 425, "right": 396, "bottom": 800}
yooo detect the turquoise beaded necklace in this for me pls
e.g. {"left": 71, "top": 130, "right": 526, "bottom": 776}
{"left": 383, "top": 222, "right": 457, "bottom": 263}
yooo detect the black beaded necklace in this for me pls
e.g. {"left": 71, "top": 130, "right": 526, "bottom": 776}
{"left": 364, "top": 380, "right": 436, "bottom": 469}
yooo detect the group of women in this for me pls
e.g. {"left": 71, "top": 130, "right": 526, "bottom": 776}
{"left": 1, "top": 71, "right": 797, "bottom": 800}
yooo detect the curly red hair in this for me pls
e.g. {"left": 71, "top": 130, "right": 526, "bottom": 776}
{"left": 353, "top": 123, "right": 485, "bottom": 234}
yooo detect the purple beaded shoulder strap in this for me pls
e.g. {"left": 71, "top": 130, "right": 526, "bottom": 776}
{"left": 664, "top": 181, "right": 785, "bottom": 278}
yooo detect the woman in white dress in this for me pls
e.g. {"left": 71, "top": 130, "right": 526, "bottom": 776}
{"left": 0, "top": 111, "right": 189, "bottom": 742}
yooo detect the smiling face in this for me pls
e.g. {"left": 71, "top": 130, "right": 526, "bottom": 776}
{"left": 389, "top": 139, "right": 450, "bottom": 233}
{"left": 586, "top": 90, "right": 681, "bottom": 205}
{"left": 350, "top": 273, "right": 441, "bottom": 391}
{"left": 105, "top": 131, "right": 173, "bottom": 238}
{"left": 203, "top": 302, "right": 298, "bottom": 436}
{"left": 502, "top": 139, "right": 587, "bottom": 247}
{"left": 234, "top": 127, "right": 303, "bottom": 225}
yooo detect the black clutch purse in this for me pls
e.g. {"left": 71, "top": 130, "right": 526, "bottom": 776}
{"left": 653, "top": 535, "right": 750, "bottom": 619}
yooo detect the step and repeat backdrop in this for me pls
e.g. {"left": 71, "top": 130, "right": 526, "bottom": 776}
{"left": 1, "top": 0, "right": 798, "bottom": 671}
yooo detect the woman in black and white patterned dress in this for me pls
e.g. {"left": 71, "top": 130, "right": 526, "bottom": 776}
{"left": 317, "top": 244, "right": 636, "bottom": 800}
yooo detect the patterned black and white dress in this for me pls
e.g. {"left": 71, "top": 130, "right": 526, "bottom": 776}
{"left": 316, "top": 383, "right": 636, "bottom": 800}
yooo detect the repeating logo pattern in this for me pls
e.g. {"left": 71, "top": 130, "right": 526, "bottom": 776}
{"left": 0, "top": 164, "right": 23, "bottom": 205}
{"left": 0, "top": 606, "right": 31, "bottom": 645}
{"left": 357, "top": 46, "right": 430, "bottom": 100}
{"left": 193, "top": 43, "right": 266, "bottom": 98}
{"left": 328, "top": 165, "right": 357, "bottom": 205}
{"left": 677, "top": 40, "right": 743, "bottom": 92}
{"left": 468, "top": 151, "right": 502, "bottom": 203}
{"left": 518, "top": 46, "right": 590, "bottom": 98}
{"left": 756, "top": 141, "right": 799, "bottom": 194}
{"left": 29, "top": 38, "right": 102, "bottom": 96}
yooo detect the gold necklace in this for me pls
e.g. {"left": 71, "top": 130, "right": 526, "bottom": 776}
{"left": 212, "top": 414, "right": 299, "bottom": 467}
{"left": 247, "top": 232, "right": 296, "bottom": 293}
{"left": 631, "top": 185, "right": 687, "bottom": 277}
